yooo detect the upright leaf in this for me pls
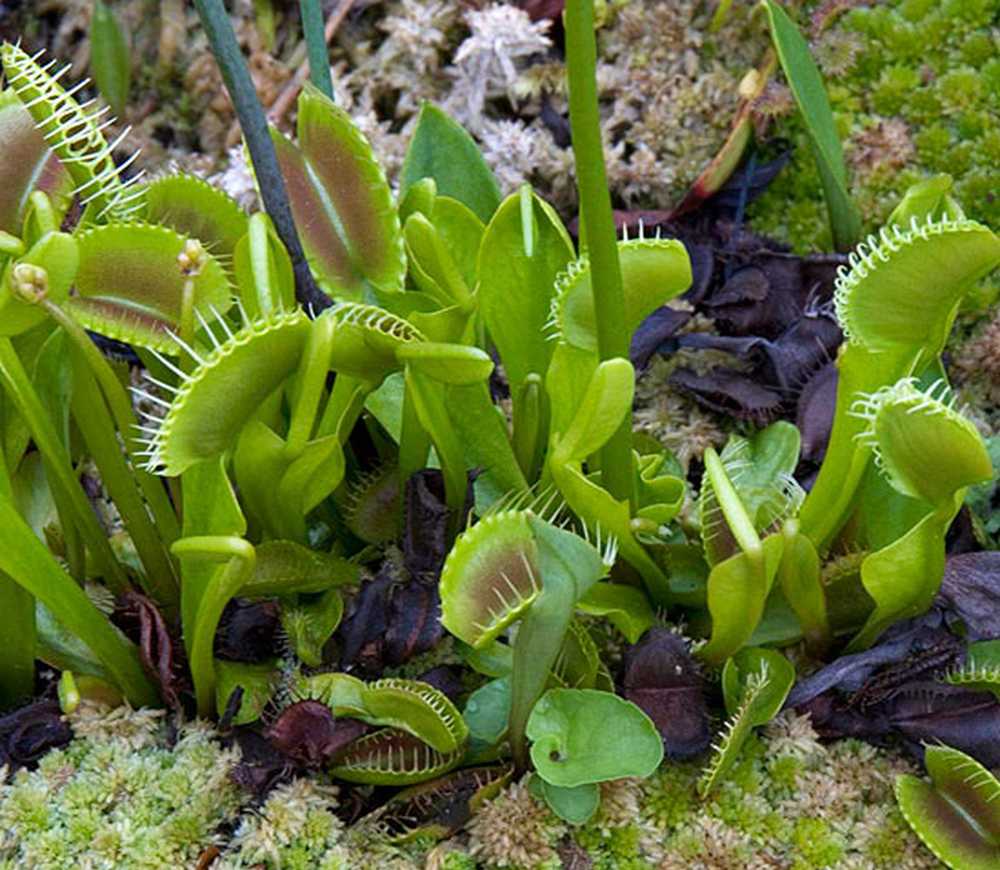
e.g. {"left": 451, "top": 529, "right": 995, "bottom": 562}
{"left": 401, "top": 103, "right": 501, "bottom": 223}
{"left": 271, "top": 85, "right": 405, "bottom": 299}
{"left": 760, "top": 0, "right": 861, "bottom": 251}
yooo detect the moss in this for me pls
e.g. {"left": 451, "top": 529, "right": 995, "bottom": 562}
{"left": 750, "top": 0, "right": 999, "bottom": 252}
{"left": 0, "top": 707, "right": 242, "bottom": 869}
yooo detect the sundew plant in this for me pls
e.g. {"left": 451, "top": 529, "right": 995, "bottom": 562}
{"left": 0, "top": 0, "right": 998, "bottom": 842}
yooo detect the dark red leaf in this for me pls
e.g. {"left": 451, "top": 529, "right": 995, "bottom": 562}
{"left": 938, "top": 552, "right": 1000, "bottom": 641}
{"left": 266, "top": 700, "right": 368, "bottom": 767}
{"left": 118, "top": 589, "right": 185, "bottom": 711}
{"left": 621, "top": 629, "right": 710, "bottom": 759}
{"left": 0, "top": 700, "right": 72, "bottom": 771}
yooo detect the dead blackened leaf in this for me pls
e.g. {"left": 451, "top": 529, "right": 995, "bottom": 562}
{"left": 797, "top": 362, "right": 838, "bottom": 464}
{"left": 938, "top": 552, "right": 1000, "bottom": 641}
{"left": 385, "top": 581, "right": 443, "bottom": 667}
{"left": 888, "top": 683, "right": 1000, "bottom": 768}
{"left": 670, "top": 367, "right": 783, "bottom": 425}
{"left": 368, "top": 765, "right": 513, "bottom": 841}
{"left": 786, "top": 611, "right": 953, "bottom": 709}
{"left": 0, "top": 700, "right": 72, "bottom": 772}
{"left": 630, "top": 307, "right": 692, "bottom": 370}
{"left": 337, "top": 568, "right": 393, "bottom": 675}
{"left": 266, "top": 700, "right": 368, "bottom": 767}
{"left": 230, "top": 728, "right": 293, "bottom": 796}
{"left": 118, "top": 589, "right": 185, "bottom": 711}
{"left": 404, "top": 470, "right": 454, "bottom": 579}
{"left": 621, "top": 629, "right": 710, "bottom": 759}
{"left": 215, "top": 598, "right": 282, "bottom": 662}
{"left": 789, "top": 613, "right": 1000, "bottom": 768}
{"left": 337, "top": 564, "right": 443, "bottom": 675}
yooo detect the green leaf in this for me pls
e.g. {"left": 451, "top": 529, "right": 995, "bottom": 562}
{"left": 69, "top": 222, "right": 232, "bottom": 352}
{"left": 142, "top": 173, "right": 248, "bottom": 260}
{"left": 463, "top": 677, "right": 511, "bottom": 749}
{"left": 0, "top": 231, "right": 78, "bottom": 337}
{"left": 577, "top": 582, "right": 655, "bottom": 644}
{"left": 896, "top": 744, "right": 1000, "bottom": 870}
{"left": 240, "top": 540, "right": 359, "bottom": 597}
{"left": 401, "top": 103, "right": 501, "bottom": 223}
{"left": 699, "top": 534, "right": 785, "bottom": 666}
{"left": 552, "top": 358, "right": 634, "bottom": 464}
{"left": 526, "top": 688, "right": 663, "bottom": 788}
{"left": 944, "top": 640, "right": 1000, "bottom": 700}
{"left": 0, "top": 495, "right": 156, "bottom": 706}
{"left": 396, "top": 342, "right": 493, "bottom": 385}
{"left": 536, "top": 776, "right": 600, "bottom": 825}
{"left": 446, "top": 382, "right": 527, "bottom": 509}
{"left": 90, "top": 0, "right": 131, "bottom": 117}
{"left": 271, "top": 84, "right": 405, "bottom": 298}
{"left": 553, "top": 238, "right": 692, "bottom": 353}
{"left": 0, "top": 93, "right": 70, "bottom": 235}
{"left": 281, "top": 588, "right": 343, "bottom": 667}
{"left": 700, "top": 647, "right": 794, "bottom": 795}
{"left": 478, "top": 187, "right": 574, "bottom": 387}
{"left": 759, "top": 0, "right": 861, "bottom": 251}
{"left": 215, "top": 660, "right": 277, "bottom": 725}
{"left": 150, "top": 309, "right": 310, "bottom": 475}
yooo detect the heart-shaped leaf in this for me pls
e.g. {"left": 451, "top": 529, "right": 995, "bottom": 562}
{"left": 526, "top": 688, "right": 663, "bottom": 788}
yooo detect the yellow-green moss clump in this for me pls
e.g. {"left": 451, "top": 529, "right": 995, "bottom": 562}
{"left": 437, "top": 712, "right": 937, "bottom": 869}
{"left": 0, "top": 703, "right": 941, "bottom": 869}
{"left": 751, "top": 0, "right": 999, "bottom": 252}
{"left": 0, "top": 706, "right": 242, "bottom": 869}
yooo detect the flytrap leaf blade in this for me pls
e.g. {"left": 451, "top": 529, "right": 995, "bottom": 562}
{"left": 271, "top": 85, "right": 404, "bottom": 299}
{"left": 145, "top": 309, "right": 311, "bottom": 475}
{"left": 69, "top": 223, "right": 233, "bottom": 351}
{"left": 552, "top": 238, "right": 692, "bottom": 353}
{"left": 896, "top": 744, "right": 1000, "bottom": 870}
{"left": 0, "top": 92, "right": 70, "bottom": 235}
{"left": 439, "top": 510, "right": 542, "bottom": 648}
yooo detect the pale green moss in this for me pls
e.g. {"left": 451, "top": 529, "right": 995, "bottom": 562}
{"left": 0, "top": 706, "right": 242, "bottom": 869}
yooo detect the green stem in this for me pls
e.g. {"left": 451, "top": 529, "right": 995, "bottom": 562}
{"left": 193, "top": 0, "right": 328, "bottom": 311}
{"left": 0, "top": 447, "right": 35, "bottom": 707}
{"left": 70, "top": 351, "right": 179, "bottom": 613}
{"left": 171, "top": 535, "right": 256, "bottom": 717}
{"left": 40, "top": 299, "right": 180, "bottom": 544}
{"left": 0, "top": 338, "right": 128, "bottom": 592}
{"left": 564, "top": 0, "right": 633, "bottom": 506}
{"left": 299, "top": 0, "right": 333, "bottom": 100}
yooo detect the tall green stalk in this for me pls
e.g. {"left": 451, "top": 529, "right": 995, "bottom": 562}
{"left": 299, "top": 0, "right": 333, "bottom": 100}
{"left": 193, "top": 0, "right": 329, "bottom": 312}
{"left": 564, "top": 0, "right": 634, "bottom": 506}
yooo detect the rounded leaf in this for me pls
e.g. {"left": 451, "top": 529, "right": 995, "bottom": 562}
{"left": 526, "top": 688, "right": 663, "bottom": 788}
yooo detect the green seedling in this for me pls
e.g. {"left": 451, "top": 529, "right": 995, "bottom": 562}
{"left": 699, "top": 647, "right": 794, "bottom": 796}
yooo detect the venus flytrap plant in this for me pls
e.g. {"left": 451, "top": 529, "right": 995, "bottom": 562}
{"left": 844, "top": 377, "right": 992, "bottom": 651}
{"left": 896, "top": 744, "right": 1000, "bottom": 870}
{"left": 698, "top": 646, "right": 794, "bottom": 797}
